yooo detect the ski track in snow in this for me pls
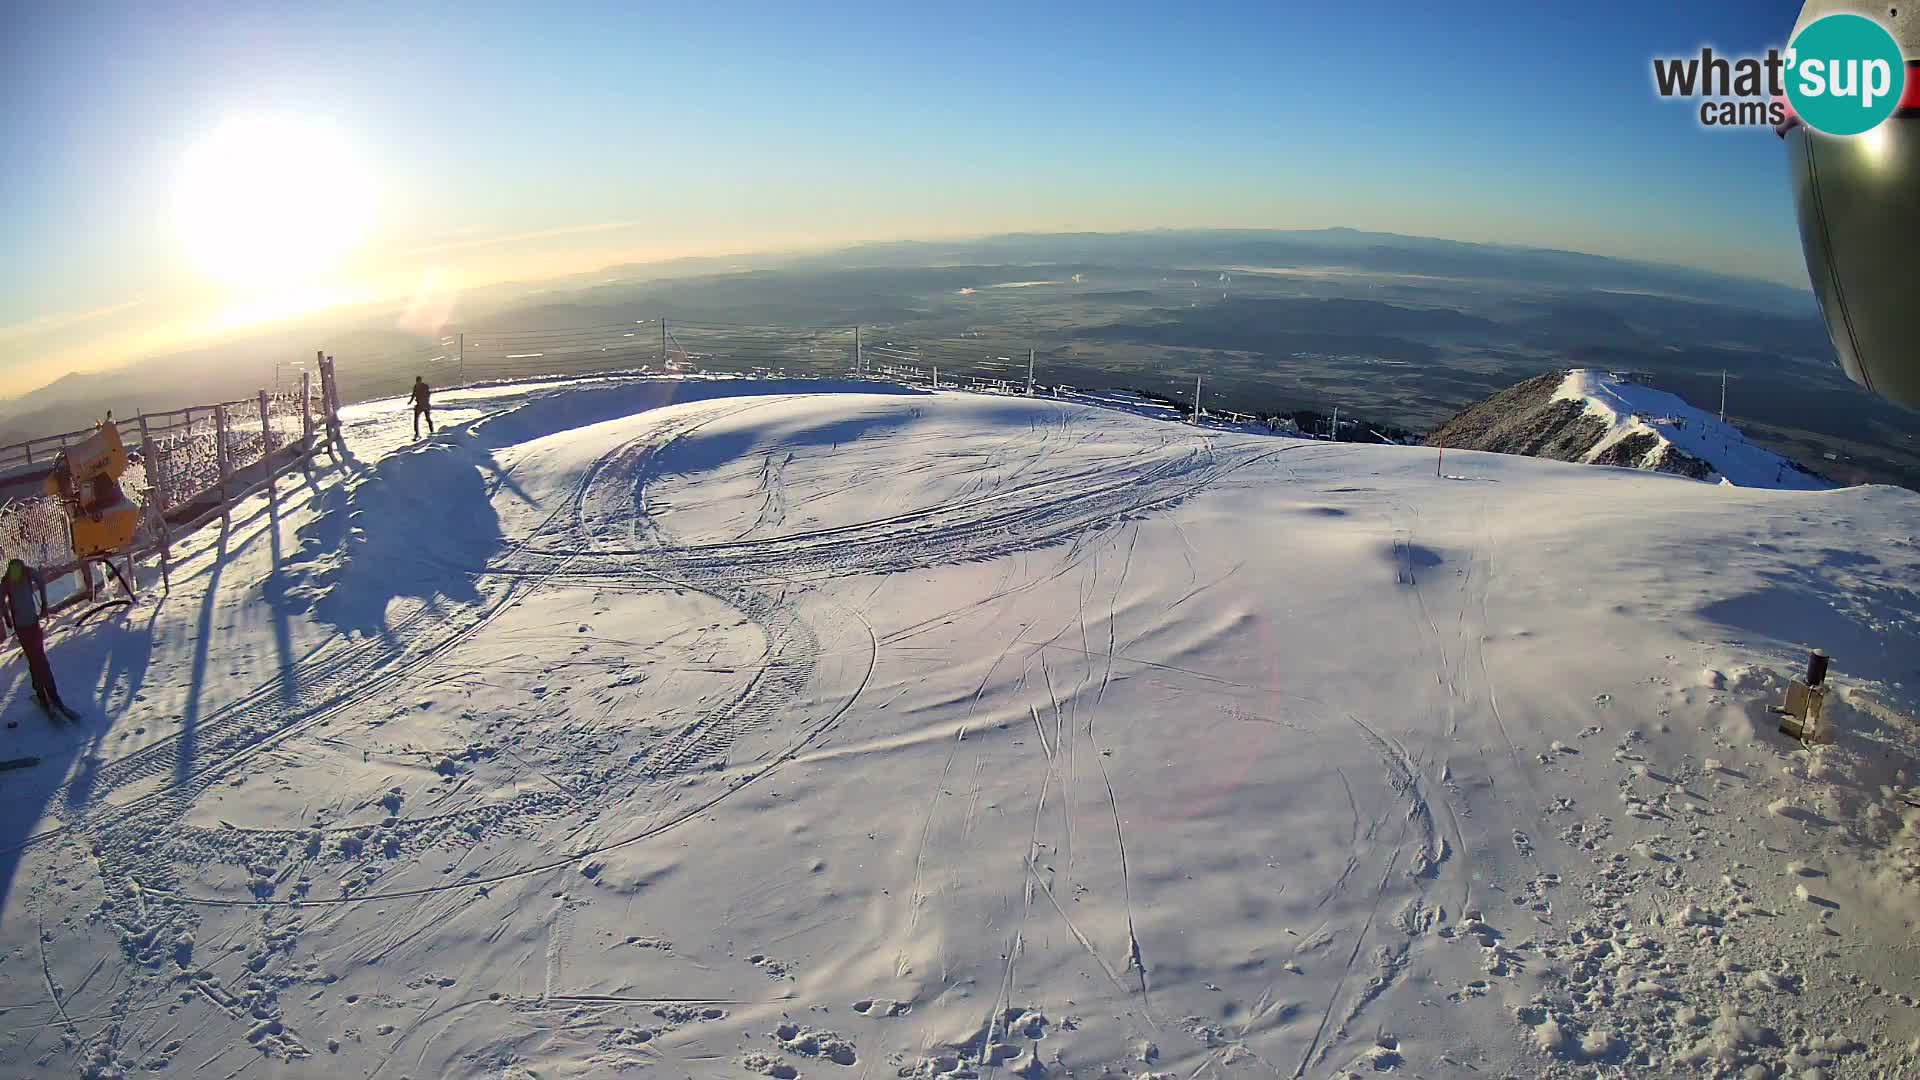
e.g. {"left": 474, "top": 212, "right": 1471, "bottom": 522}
{"left": 2, "top": 377, "right": 1918, "bottom": 1079}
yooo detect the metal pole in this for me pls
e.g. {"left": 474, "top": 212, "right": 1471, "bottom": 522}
{"left": 1192, "top": 374, "right": 1202, "bottom": 424}
{"left": 1331, "top": 406, "right": 1339, "bottom": 442}
{"left": 1027, "top": 350, "right": 1035, "bottom": 396}
{"left": 854, "top": 326, "right": 863, "bottom": 375}
{"left": 1719, "top": 370, "right": 1727, "bottom": 424}
{"left": 660, "top": 318, "right": 668, "bottom": 368}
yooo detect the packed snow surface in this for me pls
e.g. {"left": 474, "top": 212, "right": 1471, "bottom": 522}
{"left": 1, "top": 375, "right": 1918, "bottom": 1078}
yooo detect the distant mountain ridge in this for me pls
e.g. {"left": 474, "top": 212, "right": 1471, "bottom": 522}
{"left": 1424, "top": 370, "right": 1833, "bottom": 490}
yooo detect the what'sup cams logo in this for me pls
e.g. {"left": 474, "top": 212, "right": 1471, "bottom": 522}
{"left": 1654, "top": 13, "right": 1906, "bottom": 135}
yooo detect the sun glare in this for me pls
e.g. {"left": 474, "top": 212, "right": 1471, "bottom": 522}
{"left": 175, "top": 114, "right": 376, "bottom": 289}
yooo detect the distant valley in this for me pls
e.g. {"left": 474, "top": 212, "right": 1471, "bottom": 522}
{"left": 5, "top": 229, "right": 1915, "bottom": 489}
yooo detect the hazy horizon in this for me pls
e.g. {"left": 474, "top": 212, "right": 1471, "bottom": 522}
{"left": 3, "top": 0, "right": 1813, "bottom": 391}
{"left": 0, "top": 223, "right": 1818, "bottom": 401}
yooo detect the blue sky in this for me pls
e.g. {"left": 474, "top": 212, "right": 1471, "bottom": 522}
{"left": 1, "top": 0, "right": 1810, "bottom": 385}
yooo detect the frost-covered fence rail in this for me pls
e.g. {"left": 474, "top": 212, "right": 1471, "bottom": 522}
{"left": 0, "top": 374, "right": 329, "bottom": 604}
{"left": 0, "top": 424, "right": 102, "bottom": 478}
{"left": 0, "top": 496, "right": 76, "bottom": 570}
{"left": 137, "top": 383, "right": 325, "bottom": 530}
{"left": 138, "top": 405, "right": 223, "bottom": 518}
{"left": 0, "top": 423, "right": 105, "bottom": 572}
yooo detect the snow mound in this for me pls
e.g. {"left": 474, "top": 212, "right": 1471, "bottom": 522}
{"left": 1, "top": 373, "right": 1917, "bottom": 1080}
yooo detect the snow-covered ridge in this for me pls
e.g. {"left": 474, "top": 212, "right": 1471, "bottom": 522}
{"left": 1552, "top": 369, "right": 1831, "bottom": 490}
{"left": 1427, "top": 369, "right": 1833, "bottom": 490}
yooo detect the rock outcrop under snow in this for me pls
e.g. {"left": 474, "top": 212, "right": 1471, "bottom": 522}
{"left": 1425, "top": 369, "right": 1832, "bottom": 489}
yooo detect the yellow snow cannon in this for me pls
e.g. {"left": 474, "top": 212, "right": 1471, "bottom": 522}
{"left": 43, "top": 419, "right": 141, "bottom": 559}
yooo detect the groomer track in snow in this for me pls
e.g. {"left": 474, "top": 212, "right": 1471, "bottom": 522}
{"left": 1, "top": 374, "right": 1918, "bottom": 1078}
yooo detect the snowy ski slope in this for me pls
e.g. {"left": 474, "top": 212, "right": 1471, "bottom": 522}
{"left": 0, "top": 374, "right": 1917, "bottom": 1078}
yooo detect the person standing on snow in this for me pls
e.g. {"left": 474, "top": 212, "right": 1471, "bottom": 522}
{"left": 2, "top": 558, "right": 68, "bottom": 718}
{"left": 411, "top": 375, "right": 434, "bottom": 439}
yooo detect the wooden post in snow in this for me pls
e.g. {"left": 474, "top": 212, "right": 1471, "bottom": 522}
{"left": 300, "top": 371, "right": 315, "bottom": 479}
{"left": 318, "top": 354, "right": 345, "bottom": 459}
{"left": 214, "top": 402, "right": 231, "bottom": 527}
{"left": 313, "top": 352, "right": 335, "bottom": 463}
{"left": 258, "top": 389, "right": 274, "bottom": 492}
{"left": 137, "top": 412, "right": 170, "bottom": 585}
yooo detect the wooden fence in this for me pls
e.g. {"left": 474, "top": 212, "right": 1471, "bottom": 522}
{"left": 0, "top": 358, "right": 344, "bottom": 606}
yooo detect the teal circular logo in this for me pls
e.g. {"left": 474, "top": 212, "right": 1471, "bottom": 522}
{"left": 1787, "top": 14, "right": 1906, "bottom": 136}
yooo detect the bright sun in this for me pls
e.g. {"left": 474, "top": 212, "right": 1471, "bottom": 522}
{"left": 175, "top": 114, "right": 376, "bottom": 289}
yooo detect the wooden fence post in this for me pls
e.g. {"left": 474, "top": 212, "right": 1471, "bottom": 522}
{"left": 300, "top": 370, "right": 315, "bottom": 478}
{"left": 137, "top": 413, "right": 170, "bottom": 586}
{"left": 323, "top": 355, "right": 345, "bottom": 456}
{"left": 214, "top": 403, "right": 231, "bottom": 527}
{"left": 334, "top": 358, "right": 346, "bottom": 451}
{"left": 314, "top": 351, "right": 336, "bottom": 462}
{"left": 310, "top": 354, "right": 344, "bottom": 459}
{"left": 258, "top": 389, "right": 274, "bottom": 492}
